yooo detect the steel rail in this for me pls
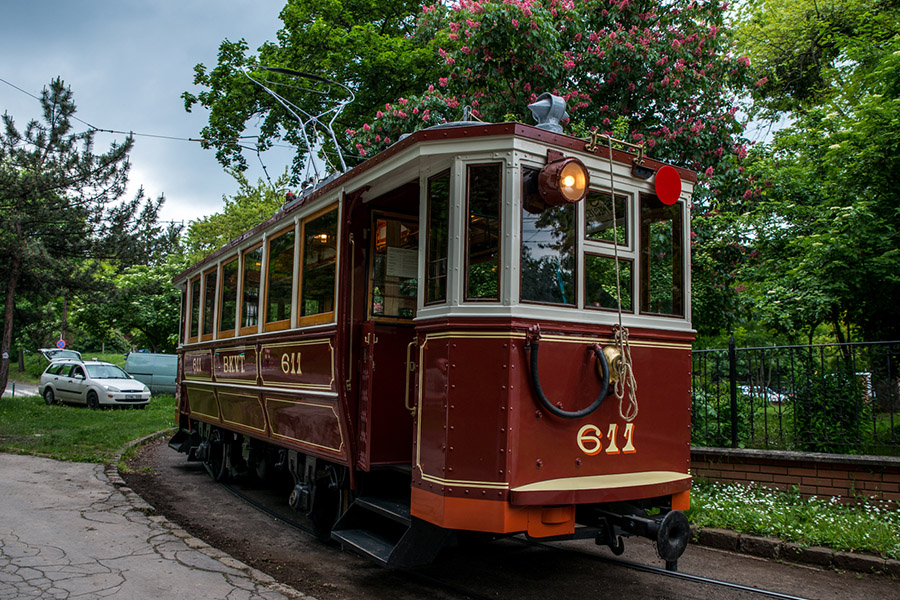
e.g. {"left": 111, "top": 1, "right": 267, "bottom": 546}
{"left": 532, "top": 540, "right": 814, "bottom": 600}
{"left": 218, "top": 478, "right": 812, "bottom": 600}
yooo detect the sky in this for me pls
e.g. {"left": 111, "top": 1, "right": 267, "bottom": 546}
{"left": 1, "top": 1, "right": 293, "bottom": 225}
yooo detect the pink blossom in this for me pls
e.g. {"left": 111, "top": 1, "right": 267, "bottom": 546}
{"left": 704, "top": 166, "right": 713, "bottom": 177}
{"left": 428, "top": 84, "right": 435, "bottom": 92}
{"left": 384, "top": 137, "right": 391, "bottom": 145}
{"left": 512, "top": 18, "right": 519, "bottom": 27}
{"left": 356, "top": 143, "right": 367, "bottom": 157}
{"left": 449, "top": 33, "right": 459, "bottom": 41}
{"left": 363, "top": 123, "right": 371, "bottom": 131}
{"left": 563, "top": 59, "right": 575, "bottom": 69}
{"left": 446, "top": 57, "right": 456, "bottom": 65}
{"left": 461, "top": 46, "right": 471, "bottom": 54}
{"left": 755, "top": 76, "right": 768, "bottom": 87}
{"left": 439, "top": 77, "right": 449, "bottom": 87}
{"left": 422, "top": 109, "right": 430, "bottom": 121}
{"left": 376, "top": 110, "right": 384, "bottom": 118}
{"left": 737, "top": 56, "right": 750, "bottom": 67}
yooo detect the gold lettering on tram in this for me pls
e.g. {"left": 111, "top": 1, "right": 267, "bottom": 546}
{"left": 222, "top": 354, "right": 247, "bottom": 374}
{"left": 280, "top": 352, "right": 302, "bottom": 375}
{"left": 192, "top": 357, "right": 202, "bottom": 373}
{"left": 576, "top": 422, "right": 638, "bottom": 456}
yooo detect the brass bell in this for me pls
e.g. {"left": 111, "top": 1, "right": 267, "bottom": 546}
{"left": 598, "top": 345, "right": 622, "bottom": 384}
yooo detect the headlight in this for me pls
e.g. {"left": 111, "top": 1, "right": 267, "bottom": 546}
{"left": 106, "top": 386, "right": 120, "bottom": 392}
{"left": 142, "top": 385, "right": 150, "bottom": 393}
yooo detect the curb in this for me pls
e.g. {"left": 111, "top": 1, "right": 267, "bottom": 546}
{"left": 107, "top": 429, "right": 316, "bottom": 600}
{"left": 692, "top": 526, "right": 900, "bottom": 577}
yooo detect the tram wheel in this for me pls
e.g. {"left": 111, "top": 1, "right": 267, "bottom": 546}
{"left": 203, "top": 429, "right": 231, "bottom": 482}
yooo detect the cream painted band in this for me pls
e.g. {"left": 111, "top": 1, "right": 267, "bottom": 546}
{"left": 186, "top": 379, "right": 339, "bottom": 399}
{"left": 266, "top": 397, "right": 345, "bottom": 454}
{"left": 419, "top": 471, "right": 510, "bottom": 490}
{"left": 511, "top": 470, "right": 691, "bottom": 493}
{"left": 219, "top": 391, "right": 267, "bottom": 434}
{"left": 538, "top": 333, "right": 692, "bottom": 351}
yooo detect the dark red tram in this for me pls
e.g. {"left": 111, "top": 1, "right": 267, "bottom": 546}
{"left": 170, "top": 94, "right": 696, "bottom": 569}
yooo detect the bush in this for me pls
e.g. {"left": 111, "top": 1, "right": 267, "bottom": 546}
{"left": 793, "top": 371, "right": 874, "bottom": 454}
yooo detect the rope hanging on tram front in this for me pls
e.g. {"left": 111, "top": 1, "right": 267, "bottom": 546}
{"left": 606, "top": 136, "right": 639, "bottom": 422}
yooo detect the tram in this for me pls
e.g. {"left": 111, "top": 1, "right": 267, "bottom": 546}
{"left": 169, "top": 93, "right": 696, "bottom": 569}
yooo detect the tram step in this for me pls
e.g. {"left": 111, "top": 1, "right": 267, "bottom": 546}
{"left": 332, "top": 497, "right": 449, "bottom": 568}
{"left": 354, "top": 496, "right": 411, "bottom": 526}
{"left": 331, "top": 528, "right": 395, "bottom": 565}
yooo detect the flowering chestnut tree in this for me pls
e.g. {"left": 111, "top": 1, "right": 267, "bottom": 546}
{"left": 350, "top": 0, "right": 754, "bottom": 177}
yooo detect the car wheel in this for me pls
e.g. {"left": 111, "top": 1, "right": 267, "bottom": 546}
{"left": 44, "top": 388, "right": 56, "bottom": 406}
{"left": 86, "top": 391, "right": 100, "bottom": 410}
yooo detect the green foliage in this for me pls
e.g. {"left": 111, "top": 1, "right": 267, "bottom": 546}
{"left": 0, "top": 393, "right": 176, "bottom": 464}
{"left": 183, "top": 171, "right": 289, "bottom": 263}
{"left": 183, "top": 0, "right": 443, "bottom": 175}
{"left": 734, "top": 0, "right": 900, "bottom": 117}
{"left": 735, "top": 40, "right": 900, "bottom": 342}
{"left": 0, "top": 78, "right": 181, "bottom": 395}
{"left": 355, "top": 0, "right": 754, "bottom": 174}
{"left": 793, "top": 370, "right": 874, "bottom": 453}
{"left": 689, "top": 480, "right": 900, "bottom": 559}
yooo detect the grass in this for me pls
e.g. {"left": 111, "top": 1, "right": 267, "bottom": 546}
{"left": 688, "top": 480, "right": 900, "bottom": 560}
{"left": 0, "top": 392, "right": 176, "bottom": 464}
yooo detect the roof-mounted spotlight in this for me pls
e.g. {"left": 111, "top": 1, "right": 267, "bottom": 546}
{"left": 538, "top": 151, "right": 590, "bottom": 206}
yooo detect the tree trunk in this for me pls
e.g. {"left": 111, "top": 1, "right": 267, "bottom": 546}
{"left": 0, "top": 252, "right": 21, "bottom": 398}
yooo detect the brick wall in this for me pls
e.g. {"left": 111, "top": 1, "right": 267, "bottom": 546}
{"left": 691, "top": 447, "right": 900, "bottom": 506}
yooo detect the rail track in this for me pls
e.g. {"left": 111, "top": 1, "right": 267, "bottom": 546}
{"left": 218, "top": 476, "right": 812, "bottom": 600}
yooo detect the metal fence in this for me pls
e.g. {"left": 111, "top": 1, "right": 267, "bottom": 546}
{"left": 691, "top": 339, "right": 900, "bottom": 456}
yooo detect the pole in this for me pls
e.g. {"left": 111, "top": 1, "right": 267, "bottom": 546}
{"left": 729, "top": 332, "right": 738, "bottom": 448}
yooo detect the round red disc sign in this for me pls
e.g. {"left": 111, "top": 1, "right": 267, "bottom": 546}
{"left": 654, "top": 165, "right": 682, "bottom": 205}
{"left": 56, "top": 339, "right": 66, "bottom": 349}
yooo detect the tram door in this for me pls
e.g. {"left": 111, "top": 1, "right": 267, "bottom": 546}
{"left": 357, "top": 214, "right": 419, "bottom": 469}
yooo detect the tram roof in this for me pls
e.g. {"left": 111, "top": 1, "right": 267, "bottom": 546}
{"left": 175, "top": 121, "right": 696, "bottom": 283}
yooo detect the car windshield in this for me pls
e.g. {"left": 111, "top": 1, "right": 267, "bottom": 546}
{"left": 85, "top": 364, "right": 130, "bottom": 379}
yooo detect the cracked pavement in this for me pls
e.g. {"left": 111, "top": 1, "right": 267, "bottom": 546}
{"left": 0, "top": 453, "right": 315, "bottom": 600}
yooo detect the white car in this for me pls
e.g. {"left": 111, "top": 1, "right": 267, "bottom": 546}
{"left": 39, "top": 360, "right": 151, "bottom": 409}
{"left": 737, "top": 384, "right": 789, "bottom": 404}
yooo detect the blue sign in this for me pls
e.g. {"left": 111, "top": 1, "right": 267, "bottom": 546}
{"left": 56, "top": 339, "right": 66, "bottom": 349}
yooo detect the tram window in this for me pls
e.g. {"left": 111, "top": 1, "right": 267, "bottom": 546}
{"left": 640, "top": 194, "right": 684, "bottom": 316}
{"left": 265, "top": 227, "right": 295, "bottom": 330}
{"left": 201, "top": 269, "right": 217, "bottom": 340}
{"left": 189, "top": 276, "right": 200, "bottom": 341}
{"left": 584, "top": 254, "right": 633, "bottom": 311}
{"left": 426, "top": 171, "right": 450, "bottom": 304}
{"left": 218, "top": 257, "right": 239, "bottom": 336}
{"left": 520, "top": 168, "right": 576, "bottom": 305}
{"left": 371, "top": 215, "right": 419, "bottom": 319}
{"left": 299, "top": 207, "right": 337, "bottom": 324}
{"left": 240, "top": 244, "right": 262, "bottom": 335}
{"left": 465, "top": 163, "right": 501, "bottom": 301}
{"left": 585, "top": 190, "right": 628, "bottom": 245}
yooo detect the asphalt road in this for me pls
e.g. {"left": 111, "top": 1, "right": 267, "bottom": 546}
{"left": 1, "top": 380, "right": 38, "bottom": 399}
